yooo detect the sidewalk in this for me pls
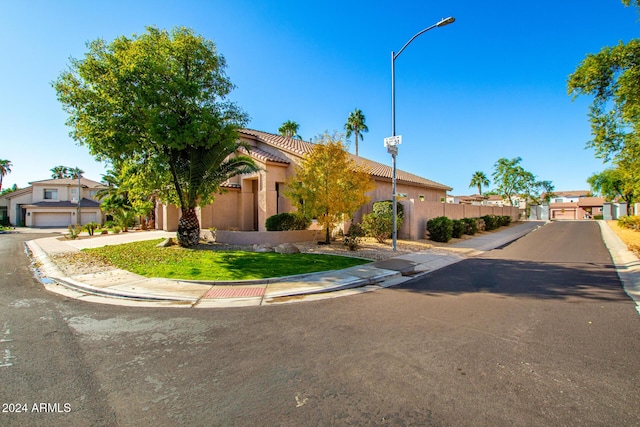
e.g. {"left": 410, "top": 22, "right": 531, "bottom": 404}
{"left": 26, "top": 220, "right": 639, "bottom": 310}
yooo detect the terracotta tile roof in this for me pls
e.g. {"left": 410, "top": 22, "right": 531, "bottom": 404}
{"left": 2, "top": 186, "right": 32, "bottom": 199}
{"left": 239, "top": 128, "right": 452, "bottom": 190}
{"left": 239, "top": 146, "right": 290, "bottom": 164}
{"left": 29, "top": 177, "right": 106, "bottom": 188}
{"left": 577, "top": 197, "right": 605, "bottom": 207}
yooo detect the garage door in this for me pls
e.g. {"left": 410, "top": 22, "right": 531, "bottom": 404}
{"left": 81, "top": 212, "right": 97, "bottom": 225}
{"left": 34, "top": 212, "right": 73, "bottom": 227}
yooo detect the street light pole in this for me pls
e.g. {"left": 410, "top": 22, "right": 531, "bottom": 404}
{"left": 390, "top": 16, "right": 455, "bottom": 251}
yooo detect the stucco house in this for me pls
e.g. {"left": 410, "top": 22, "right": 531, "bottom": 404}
{"left": 156, "top": 129, "right": 519, "bottom": 240}
{"left": 1, "top": 177, "right": 106, "bottom": 227}
{"left": 548, "top": 191, "right": 605, "bottom": 220}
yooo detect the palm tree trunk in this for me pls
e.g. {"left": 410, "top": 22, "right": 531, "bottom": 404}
{"left": 177, "top": 207, "right": 200, "bottom": 247}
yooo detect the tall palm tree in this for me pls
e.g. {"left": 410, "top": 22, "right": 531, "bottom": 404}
{"left": 344, "top": 109, "right": 369, "bottom": 156}
{"left": 0, "top": 159, "right": 12, "bottom": 191}
{"left": 469, "top": 171, "right": 490, "bottom": 195}
{"left": 67, "top": 167, "right": 84, "bottom": 179}
{"left": 278, "top": 120, "right": 301, "bottom": 139}
{"left": 50, "top": 165, "right": 68, "bottom": 179}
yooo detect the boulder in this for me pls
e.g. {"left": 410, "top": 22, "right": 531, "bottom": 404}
{"left": 253, "top": 243, "right": 275, "bottom": 253}
{"left": 157, "top": 238, "right": 175, "bottom": 247}
{"left": 275, "top": 243, "right": 300, "bottom": 254}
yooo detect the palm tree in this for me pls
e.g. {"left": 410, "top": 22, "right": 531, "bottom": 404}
{"left": 0, "top": 159, "right": 12, "bottom": 191}
{"left": 173, "top": 144, "right": 260, "bottom": 247}
{"left": 67, "top": 167, "right": 84, "bottom": 179}
{"left": 278, "top": 120, "right": 301, "bottom": 139}
{"left": 469, "top": 171, "right": 490, "bottom": 195}
{"left": 50, "top": 165, "right": 68, "bottom": 179}
{"left": 344, "top": 109, "right": 369, "bottom": 156}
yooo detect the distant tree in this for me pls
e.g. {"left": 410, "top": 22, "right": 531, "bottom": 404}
{"left": 54, "top": 26, "right": 259, "bottom": 247}
{"left": 50, "top": 165, "right": 68, "bottom": 179}
{"left": 469, "top": 171, "right": 490, "bottom": 195}
{"left": 0, "top": 159, "right": 12, "bottom": 191}
{"left": 278, "top": 120, "right": 301, "bottom": 139}
{"left": 344, "top": 109, "right": 369, "bottom": 156}
{"left": 535, "top": 180, "right": 556, "bottom": 204}
{"left": 67, "top": 167, "right": 84, "bottom": 179}
{"left": 285, "top": 131, "right": 375, "bottom": 244}
{"left": 588, "top": 167, "right": 635, "bottom": 205}
{"left": 492, "top": 157, "right": 530, "bottom": 206}
{"left": 0, "top": 184, "right": 18, "bottom": 196}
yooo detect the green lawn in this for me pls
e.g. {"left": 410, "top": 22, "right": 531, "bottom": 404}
{"left": 83, "top": 239, "right": 369, "bottom": 281}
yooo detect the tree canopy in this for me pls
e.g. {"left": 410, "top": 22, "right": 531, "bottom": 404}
{"left": 491, "top": 157, "right": 553, "bottom": 206}
{"left": 567, "top": 2, "right": 640, "bottom": 209}
{"left": 54, "top": 26, "right": 258, "bottom": 246}
{"left": 285, "top": 132, "right": 375, "bottom": 243}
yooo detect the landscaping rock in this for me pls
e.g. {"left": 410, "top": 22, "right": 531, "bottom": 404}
{"left": 253, "top": 243, "right": 275, "bottom": 253}
{"left": 157, "top": 238, "right": 175, "bottom": 247}
{"left": 275, "top": 243, "right": 300, "bottom": 254}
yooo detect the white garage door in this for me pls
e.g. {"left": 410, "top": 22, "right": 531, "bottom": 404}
{"left": 34, "top": 212, "right": 73, "bottom": 227}
{"left": 81, "top": 212, "right": 97, "bottom": 225}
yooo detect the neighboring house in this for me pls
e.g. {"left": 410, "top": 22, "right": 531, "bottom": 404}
{"left": 156, "top": 128, "right": 455, "bottom": 238}
{"left": 1, "top": 177, "right": 106, "bottom": 227}
{"left": 547, "top": 191, "right": 605, "bottom": 220}
{"left": 449, "top": 194, "right": 486, "bottom": 205}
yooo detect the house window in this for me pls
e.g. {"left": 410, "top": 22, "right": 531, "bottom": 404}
{"left": 44, "top": 189, "right": 58, "bottom": 200}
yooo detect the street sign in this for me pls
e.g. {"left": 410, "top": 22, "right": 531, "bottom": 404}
{"left": 384, "top": 135, "right": 402, "bottom": 147}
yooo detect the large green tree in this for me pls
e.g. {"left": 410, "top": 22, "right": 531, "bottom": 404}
{"left": 285, "top": 132, "right": 375, "bottom": 244}
{"left": 469, "top": 171, "right": 490, "bottom": 195}
{"left": 0, "top": 159, "right": 12, "bottom": 191}
{"left": 54, "top": 26, "right": 259, "bottom": 247}
{"left": 344, "top": 109, "right": 369, "bottom": 156}
{"left": 587, "top": 167, "right": 635, "bottom": 204}
{"left": 568, "top": 0, "right": 640, "bottom": 210}
{"left": 491, "top": 157, "right": 552, "bottom": 207}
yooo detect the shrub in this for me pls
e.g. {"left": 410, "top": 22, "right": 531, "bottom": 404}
{"left": 372, "top": 200, "right": 404, "bottom": 219}
{"left": 452, "top": 219, "right": 465, "bottom": 238}
{"left": 482, "top": 215, "right": 499, "bottom": 231}
{"left": 66, "top": 224, "right": 82, "bottom": 240}
{"left": 361, "top": 200, "right": 404, "bottom": 243}
{"left": 112, "top": 226, "right": 122, "bottom": 234}
{"left": 362, "top": 213, "right": 393, "bottom": 243}
{"left": 462, "top": 218, "right": 478, "bottom": 235}
{"left": 84, "top": 221, "right": 99, "bottom": 236}
{"left": 500, "top": 215, "right": 512, "bottom": 226}
{"left": 426, "top": 216, "right": 453, "bottom": 243}
{"left": 618, "top": 215, "right": 640, "bottom": 230}
{"left": 343, "top": 223, "right": 364, "bottom": 251}
{"left": 265, "top": 213, "right": 310, "bottom": 231}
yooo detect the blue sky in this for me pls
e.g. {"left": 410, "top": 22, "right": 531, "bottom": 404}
{"left": 1, "top": 0, "right": 638, "bottom": 195}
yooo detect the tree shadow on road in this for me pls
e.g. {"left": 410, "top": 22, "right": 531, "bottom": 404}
{"left": 394, "top": 257, "right": 628, "bottom": 302}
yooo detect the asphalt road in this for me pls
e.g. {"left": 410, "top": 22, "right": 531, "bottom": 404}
{"left": 1, "top": 221, "right": 639, "bottom": 426}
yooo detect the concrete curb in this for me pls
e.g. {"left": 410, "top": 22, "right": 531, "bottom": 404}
{"left": 598, "top": 221, "right": 640, "bottom": 315}
{"left": 25, "top": 221, "right": 546, "bottom": 307}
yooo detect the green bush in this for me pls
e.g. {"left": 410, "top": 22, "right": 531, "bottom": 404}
{"left": 482, "top": 215, "right": 499, "bottom": 231}
{"left": 426, "top": 216, "right": 453, "bottom": 243}
{"left": 462, "top": 218, "right": 478, "bottom": 235}
{"left": 452, "top": 219, "right": 465, "bottom": 238}
{"left": 361, "top": 200, "right": 404, "bottom": 243}
{"left": 265, "top": 213, "right": 310, "bottom": 231}
{"left": 362, "top": 213, "right": 394, "bottom": 243}
{"left": 499, "top": 215, "right": 512, "bottom": 226}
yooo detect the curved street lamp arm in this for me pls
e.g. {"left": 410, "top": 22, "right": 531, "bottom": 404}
{"left": 393, "top": 17, "right": 455, "bottom": 60}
